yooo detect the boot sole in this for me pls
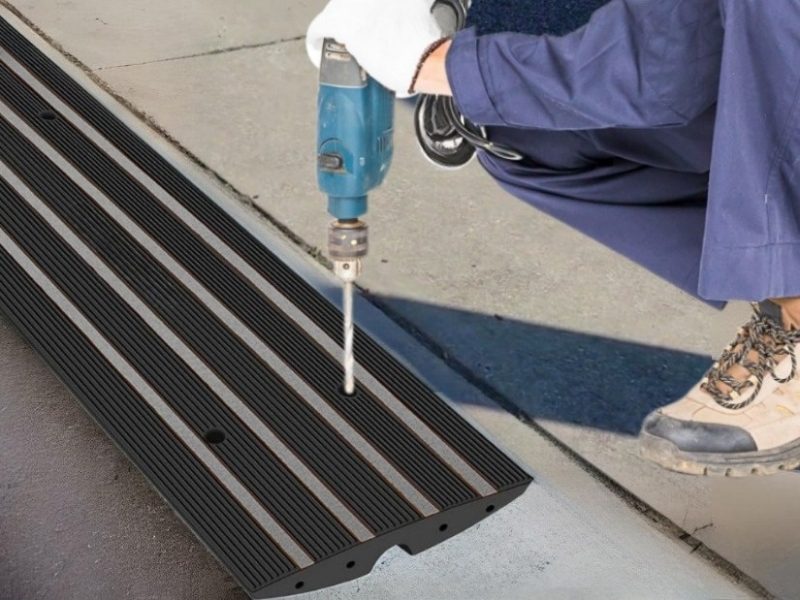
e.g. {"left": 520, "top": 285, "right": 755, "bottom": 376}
{"left": 639, "top": 431, "right": 800, "bottom": 476}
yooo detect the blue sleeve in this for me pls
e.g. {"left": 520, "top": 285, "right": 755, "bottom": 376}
{"left": 446, "top": 0, "right": 723, "bottom": 131}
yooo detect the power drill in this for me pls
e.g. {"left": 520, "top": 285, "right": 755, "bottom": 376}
{"left": 316, "top": 2, "right": 466, "bottom": 395}
{"left": 317, "top": 38, "right": 394, "bottom": 395}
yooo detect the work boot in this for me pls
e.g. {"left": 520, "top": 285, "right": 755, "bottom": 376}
{"left": 640, "top": 301, "right": 800, "bottom": 476}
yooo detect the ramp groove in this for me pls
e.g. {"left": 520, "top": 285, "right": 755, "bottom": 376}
{"left": 0, "top": 16, "right": 532, "bottom": 598}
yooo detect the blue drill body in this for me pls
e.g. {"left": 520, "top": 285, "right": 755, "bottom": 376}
{"left": 317, "top": 40, "right": 394, "bottom": 222}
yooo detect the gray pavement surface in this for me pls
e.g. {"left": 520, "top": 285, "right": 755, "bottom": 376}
{"left": 0, "top": 1, "right": 797, "bottom": 598}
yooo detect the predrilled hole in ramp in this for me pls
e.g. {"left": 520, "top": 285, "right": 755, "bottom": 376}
{"left": 486, "top": 504, "right": 495, "bottom": 513}
{"left": 204, "top": 429, "right": 226, "bottom": 445}
{"left": 439, "top": 523, "right": 448, "bottom": 532}
{"left": 295, "top": 581, "right": 305, "bottom": 590}
{"left": 39, "top": 110, "right": 57, "bottom": 121}
{"left": 346, "top": 560, "right": 356, "bottom": 569}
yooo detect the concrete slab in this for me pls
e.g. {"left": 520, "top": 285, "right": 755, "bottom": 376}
{"left": 4, "top": 0, "right": 324, "bottom": 69}
{"left": 0, "top": 1, "right": 794, "bottom": 597}
{"left": 705, "top": 476, "right": 800, "bottom": 600}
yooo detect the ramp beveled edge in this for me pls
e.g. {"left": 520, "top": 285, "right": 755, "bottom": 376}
{"left": 258, "top": 486, "right": 526, "bottom": 598}
{"left": 0, "top": 11, "right": 534, "bottom": 598}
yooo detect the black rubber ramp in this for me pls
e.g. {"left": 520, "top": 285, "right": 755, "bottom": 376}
{"left": 0, "top": 16, "right": 532, "bottom": 599}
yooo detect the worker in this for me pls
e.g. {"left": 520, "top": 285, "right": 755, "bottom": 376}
{"left": 307, "top": 0, "right": 800, "bottom": 477}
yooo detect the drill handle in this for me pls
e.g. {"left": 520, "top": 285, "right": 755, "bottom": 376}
{"left": 319, "top": 39, "right": 366, "bottom": 89}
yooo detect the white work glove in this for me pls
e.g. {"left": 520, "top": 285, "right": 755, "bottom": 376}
{"left": 306, "top": 0, "right": 445, "bottom": 98}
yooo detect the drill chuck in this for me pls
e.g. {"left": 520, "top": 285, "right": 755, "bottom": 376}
{"left": 328, "top": 220, "right": 368, "bottom": 260}
{"left": 329, "top": 220, "right": 367, "bottom": 283}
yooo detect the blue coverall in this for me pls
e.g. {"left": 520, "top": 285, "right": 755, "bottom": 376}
{"left": 447, "top": 0, "right": 800, "bottom": 303}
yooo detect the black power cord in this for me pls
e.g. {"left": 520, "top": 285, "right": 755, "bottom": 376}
{"left": 415, "top": 0, "right": 524, "bottom": 168}
{"left": 415, "top": 95, "right": 524, "bottom": 168}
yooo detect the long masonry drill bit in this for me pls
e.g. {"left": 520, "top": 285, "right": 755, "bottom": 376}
{"left": 342, "top": 279, "right": 355, "bottom": 395}
{"left": 329, "top": 219, "right": 367, "bottom": 396}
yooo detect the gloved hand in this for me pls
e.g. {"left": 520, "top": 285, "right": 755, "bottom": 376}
{"left": 306, "top": 0, "right": 445, "bottom": 98}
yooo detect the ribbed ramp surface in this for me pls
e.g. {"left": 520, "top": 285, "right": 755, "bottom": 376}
{"left": 0, "top": 15, "right": 532, "bottom": 598}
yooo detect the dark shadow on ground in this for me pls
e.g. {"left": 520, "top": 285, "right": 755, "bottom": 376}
{"left": 374, "top": 296, "right": 711, "bottom": 437}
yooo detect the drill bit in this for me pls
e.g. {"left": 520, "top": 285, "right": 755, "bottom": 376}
{"left": 342, "top": 279, "right": 355, "bottom": 395}
{"left": 329, "top": 219, "right": 367, "bottom": 396}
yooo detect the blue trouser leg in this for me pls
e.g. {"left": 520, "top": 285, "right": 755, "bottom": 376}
{"left": 449, "top": 0, "right": 800, "bottom": 303}
{"left": 479, "top": 113, "right": 713, "bottom": 300}
{"left": 698, "top": 0, "right": 800, "bottom": 301}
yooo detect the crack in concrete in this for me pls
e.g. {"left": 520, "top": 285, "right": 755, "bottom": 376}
{"left": 692, "top": 522, "right": 714, "bottom": 536}
{"left": 95, "top": 34, "right": 306, "bottom": 71}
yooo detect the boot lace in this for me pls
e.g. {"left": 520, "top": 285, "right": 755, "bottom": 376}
{"left": 702, "top": 304, "right": 800, "bottom": 410}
